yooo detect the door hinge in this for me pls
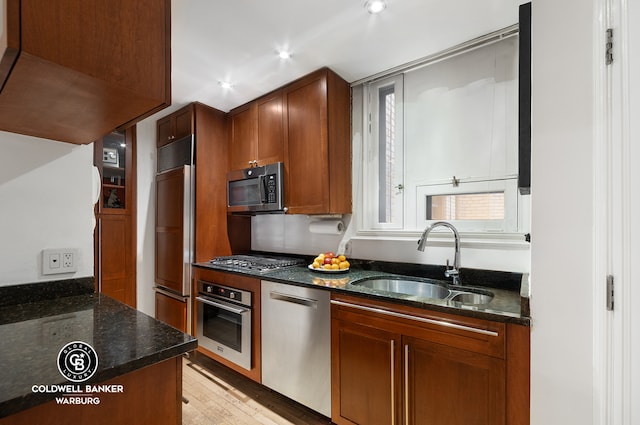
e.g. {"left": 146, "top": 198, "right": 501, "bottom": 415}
{"left": 606, "top": 274, "right": 614, "bottom": 311}
{"left": 606, "top": 28, "right": 614, "bottom": 65}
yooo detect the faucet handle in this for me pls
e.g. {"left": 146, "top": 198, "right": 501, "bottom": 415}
{"left": 444, "top": 260, "right": 460, "bottom": 285}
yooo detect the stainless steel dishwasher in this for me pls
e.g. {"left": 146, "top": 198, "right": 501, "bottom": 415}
{"left": 261, "top": 280, "right": 331, "bottom": 417}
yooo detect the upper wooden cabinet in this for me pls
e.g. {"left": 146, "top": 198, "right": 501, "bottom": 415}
{"left": 0, "top": 0, "right": 170, "bottom": 144}
{"left": 228, "top": 90, "right": 284, "bottom": 170}
{"left": 157, "top": 105, "right": 194, "bottom": 147}
{"left": 284, "top": 68, "right": 351, "bottom": 214}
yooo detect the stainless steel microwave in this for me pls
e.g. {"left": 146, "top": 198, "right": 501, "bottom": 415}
{"left": 227, "top": 162, "right": 286, "bottom": 213}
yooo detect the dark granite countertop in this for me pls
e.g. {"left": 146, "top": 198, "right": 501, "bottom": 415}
{"left": 0, "top": 280, "right": 197, "bottom": 419}
{"left": 193, "top": 258, "right": 530, "bottom": 326}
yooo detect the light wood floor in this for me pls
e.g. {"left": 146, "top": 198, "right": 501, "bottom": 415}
{"left": 182, "top": 353, "right": 333, "bottom": 425}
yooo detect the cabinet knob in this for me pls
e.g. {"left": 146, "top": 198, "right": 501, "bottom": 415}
{"left": 248, "top": 161, "right": 253, "bottom": 166}
{"left": 253, "top": 160, "right": 258, "bottom": 167}
{"left": 168, "top": 135, "right": 175, "bottom": 141}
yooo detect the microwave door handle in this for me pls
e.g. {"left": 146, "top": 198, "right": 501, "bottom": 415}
{"left": 259, "top": 175, "right": 268, "bottom": 204}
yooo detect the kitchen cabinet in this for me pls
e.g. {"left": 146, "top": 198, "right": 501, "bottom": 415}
{"left": 94, "top": 128, "right": 136, "bottom": 308}
{"left": 157, "top": 105, "right": 194, "bottom": 147}
{"left": 228, "top": 90, "right": 284, "bottom": 170}
{"left": 1, "top": 357, "right": 183, "bottom": 425}
{"left": 156, "top": 102, "right": 246, "bottom": 264}
{"left": 331, "top": 294, "right": 515, "bottom": 425}
{"left": 0, "top": 0, "right": 170, "bottom": 144}
{"left": 284, "top": 68, "right": 351, "bottom": 214}
{"left": 155, "top": 290, "right": 188, "bottom": 331}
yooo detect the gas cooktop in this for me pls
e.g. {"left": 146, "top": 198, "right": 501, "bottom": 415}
{"left": 207, "top": 254, "right": 305, "bottom": 274}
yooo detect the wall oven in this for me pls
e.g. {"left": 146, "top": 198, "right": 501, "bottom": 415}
{"left": 196, "top": 280, "right": 252, "bottom": 370}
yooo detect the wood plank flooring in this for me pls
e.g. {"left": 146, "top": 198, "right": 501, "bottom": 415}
{"left": 182, "top": 353, "right": 333, "bottom": 425}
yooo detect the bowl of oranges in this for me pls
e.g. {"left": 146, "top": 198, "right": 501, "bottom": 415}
{"left": 309, "top": 251, "right": 350, "bottom": 273}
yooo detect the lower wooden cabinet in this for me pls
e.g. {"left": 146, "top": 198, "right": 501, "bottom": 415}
{"left": 404, "top": 336, "right": 505, "bottom": 425}
{"left": 155, "top": 290, "right": 187, "bottom": 332}
{"left": 333, "top": 320, "right": 401, "bottom": 425}
{"left": 331, "top": 294, "right": 524, "bottom": 425}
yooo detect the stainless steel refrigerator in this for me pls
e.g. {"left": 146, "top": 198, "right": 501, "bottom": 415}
{"left": 154, "top": 135, "right": 195, "bottom": 333}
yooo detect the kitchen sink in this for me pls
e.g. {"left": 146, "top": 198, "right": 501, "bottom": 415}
{"left": 350, "top": 277, "right": 494, "bottom": 306}
{"left": 352, "top": 277, "right": 451, "bottom": 299}
{"left": 449, "top": 291, "right": 494, "bottom": 305}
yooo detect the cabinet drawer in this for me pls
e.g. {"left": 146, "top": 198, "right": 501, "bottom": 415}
{"left": 331, "top": 294, "right": 505, "bottom": 359}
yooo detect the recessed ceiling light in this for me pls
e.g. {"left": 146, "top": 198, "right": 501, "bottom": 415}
{"left": 218, "top": 81, "right": 233, "bottom": 89}
{"left": 278, "top": 50, "right": 292, "bottom": 60}
{"left": 365, "top": 0, "right": 387, "bottom": 14}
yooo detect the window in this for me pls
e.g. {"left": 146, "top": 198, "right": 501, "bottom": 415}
{"left": 357, "top": 30, "right": 525, "bottom": 235}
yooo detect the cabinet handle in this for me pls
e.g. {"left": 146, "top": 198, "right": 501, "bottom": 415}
{"left": 168, "top": 135, "right": 175, "bottom": 141}
{"left": 330, "top": 300, "right": 499, "bottom": 337}
{"left": 391, "top": 339, "right": 396, "bottom": 425}
{"left": 404, "top": 344, "right": 409, "bottom": 425}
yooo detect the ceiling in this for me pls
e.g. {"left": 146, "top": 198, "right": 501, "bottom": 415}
{"left": 169, "top": 0, "right": 523, "bottom": 113}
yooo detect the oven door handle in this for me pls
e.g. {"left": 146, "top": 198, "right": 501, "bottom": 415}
{"left": 196, "top": 296, "right": 249, "bottom": 314}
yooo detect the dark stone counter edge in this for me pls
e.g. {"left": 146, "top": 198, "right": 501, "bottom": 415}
{"left": 0, "top": 337, "right": 197, "bottom": 419}
{"left": 193, "top": 263, "right": 532, "bottom": 327}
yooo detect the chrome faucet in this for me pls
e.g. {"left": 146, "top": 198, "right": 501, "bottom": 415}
{"left": 417, "top": 221, "right": 461, "bottom": 285}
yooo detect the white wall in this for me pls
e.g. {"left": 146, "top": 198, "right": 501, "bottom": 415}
{"left": 530, "top": 0, "right": 595, "bottom": 423}
{"left": 135, "top": 117, "right": 158, "bottom": 316}
{"left": 0, "top": 131, "right": 94, "bottom": 286}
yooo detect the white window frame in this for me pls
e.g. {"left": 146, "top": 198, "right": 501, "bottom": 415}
{"left": 353, "top": 27, "right": 529, "bottom": 248}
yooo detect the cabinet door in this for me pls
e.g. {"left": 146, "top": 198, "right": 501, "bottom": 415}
{"left": 285, "top": 73, "right": 330, "bottom": 214}
{"left": 404, "top": 336, "right": 505, "bottom": 425}
{"left": 256, "top": 91, "right": 284, "bottom": 165}
{"left": 155, "top": 291, "right": 187, "bottom": 332}
{"left": 228, "top": 104, "right": 257, "bottom": 170}
{"left": 174, "top": 106, "right": 194, "bottom": 140}
{"left": 332, "top": 320, "right": 402, "bottom": 425}
{"left": 98, "top": 215, "right": 135, "bottom": 307}
{"left": 155, "top": 168, "right": 185, "bottom": 293}
{"left": 156, "top": 115, "right": 173, "bottom": 147}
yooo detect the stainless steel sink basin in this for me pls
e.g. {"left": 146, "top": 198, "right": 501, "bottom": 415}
{"left": 449, "top": 291, "right": 494, "bottom": 305}
{"left": 351, "top": 278, "right": 450, "bottom": 299}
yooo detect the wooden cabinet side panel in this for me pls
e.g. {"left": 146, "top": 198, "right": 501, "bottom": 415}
{"left": 193, "top": 103, "right": 236, "bottom": 261}
{"left": 327, "top": 69, "right": 352, "bottom": 213}
{"left": 0, "top": 357, "right": 182, "bottom": 425}
{"left": 506, "top": 324, "right": 530, "bottom": 425}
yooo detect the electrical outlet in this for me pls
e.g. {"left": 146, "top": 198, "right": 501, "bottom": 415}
{"left": 42, "top": 249, "right": 78, "bottom": 275}
{"left": 62, "top": 252, "right": 73, "bottom": 268}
